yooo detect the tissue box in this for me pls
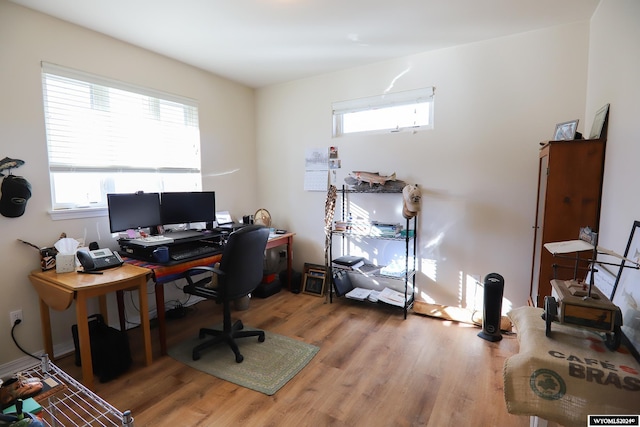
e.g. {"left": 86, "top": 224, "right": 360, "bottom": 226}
{"left": 56, "top": 253, "right": 76, "bottom": 273}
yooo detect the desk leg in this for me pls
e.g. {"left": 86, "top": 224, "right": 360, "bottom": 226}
{"left": 38, "top": 299, "right": 54, "bottom": 359}
{"left": 138, "top": 277, "right": 153, "bottom": 366}
{"left": 116, "top": 290, "right": 126, "bottom": 331}
{"left": 286, "top": 236, "right": 293, "bottom": 290}
{"left": 156, "top": 282, "right": 167, "bottom": 355}
{"left": 75, "top": 293, "right": 94, "bottom": 390}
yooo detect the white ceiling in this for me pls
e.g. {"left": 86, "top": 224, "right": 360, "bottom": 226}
{"left": 10, "top": 0, "right": 600, "bottom": 88}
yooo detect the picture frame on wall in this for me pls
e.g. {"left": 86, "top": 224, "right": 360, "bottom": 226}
{"left": 589, "top": 103, "right": 610, "bottom": 139}
{"left": 611, "top": 220, "right": 640, "bottom": 360}
{"left": 553, "top": 119, "right": 579, "bottom": 140}
{"left": 302, "top": 263, "right": 327, "bottom": 297}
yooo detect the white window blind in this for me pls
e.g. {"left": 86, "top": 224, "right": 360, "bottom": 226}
{"left": 332, "top": 87, "right": 434, "bottom": 136}
{"left": 41, "top": 62, "right": 202, "bottom": 211}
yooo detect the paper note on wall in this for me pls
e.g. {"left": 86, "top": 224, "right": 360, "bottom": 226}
{"left": 304, "top": 148, "right": 328, "bottom": 191}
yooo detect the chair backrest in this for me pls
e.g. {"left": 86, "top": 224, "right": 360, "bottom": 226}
{"left": 217, "top": 225, "right": 270, "bottom": 300}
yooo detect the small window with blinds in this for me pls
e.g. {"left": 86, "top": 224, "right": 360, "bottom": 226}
{"left": 332, "top": 87, "right": 434, "bottom": 137}
{"left": 41, "top": 62, "right": 202, "bottom": 212}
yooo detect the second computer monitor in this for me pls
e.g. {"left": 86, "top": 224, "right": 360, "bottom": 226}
{"left": 160, "top": 191, "right": 216, "bottom": 227}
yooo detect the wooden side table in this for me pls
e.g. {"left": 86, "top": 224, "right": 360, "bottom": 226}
{"left": 29, "top": 264, "right": 152, "bottom": 390}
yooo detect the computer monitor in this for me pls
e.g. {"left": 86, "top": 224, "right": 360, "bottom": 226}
{"left": 107, "top": 192, "right": 162, "bottom": 233}
{"left": 160, "top": 191, "right": 216, "bottom": 227}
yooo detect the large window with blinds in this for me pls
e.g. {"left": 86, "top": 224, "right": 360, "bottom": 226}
{"left": 332, "top": 87, "right": 434, "bottom": 137}
{"left": 41, "top": 63, "right": 202, "bottom": 213}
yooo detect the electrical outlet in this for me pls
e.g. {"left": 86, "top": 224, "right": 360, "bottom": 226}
{"left": 9, "top": 309, "right": 23, "bottom": 327}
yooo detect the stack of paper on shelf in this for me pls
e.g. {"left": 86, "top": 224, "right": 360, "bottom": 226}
{"left": 377, "top": 287, "right": 406, "bottom": 307}
{"left": 370, "top": 222, "right": 403, "bottom": 237}
{"left": 379, "top": 258, "right": 414, "bottom": 277}
{"left": 367, "top": 290, "right": 380, "bottom": 302}
{"left": 345, "top": 287, "right": 372, "bottom": 301}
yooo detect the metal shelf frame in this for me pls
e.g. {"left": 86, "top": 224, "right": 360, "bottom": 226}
{"left": 328, "top": 185, "right": 417, "bottom": 318}
{"left": 17, "top": 355, "right": 134, "bottom": 427}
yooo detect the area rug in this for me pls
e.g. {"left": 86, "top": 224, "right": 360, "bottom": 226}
{"left": 168, "top": 326, "right": 319, "bottom": 395}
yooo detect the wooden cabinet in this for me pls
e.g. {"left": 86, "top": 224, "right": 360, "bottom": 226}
{"left": 529, "top": 139, "right": 606, "bottom": 307}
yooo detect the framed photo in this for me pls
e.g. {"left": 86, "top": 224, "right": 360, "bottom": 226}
{"left": 553, "top": 119, "right": 579, "bottom": 140}
{"left": 589, "top": 103, "right": 610, "bottom": 139}
{"left": 611, "top": 220, "right": 640, "bottom": 358}
{"left": 303, "top": 263, "right": 327, "bottom": 297}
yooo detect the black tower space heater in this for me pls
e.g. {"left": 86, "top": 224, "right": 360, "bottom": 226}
{"left": 477, "top": 272, "right": 504, "bottom": 342}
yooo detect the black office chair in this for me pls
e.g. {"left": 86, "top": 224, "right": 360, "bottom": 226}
{"left": 182, "top": 225, "right": 270, "bottom": 362}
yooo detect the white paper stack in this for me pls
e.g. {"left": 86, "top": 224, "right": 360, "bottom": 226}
{"left": 377, "top": 287, "right": 406, "bottom": 307}
{"left": 345, "top": 287, "right": 372, "bottom": 301}
{"left": 367, "top": 290, "right": 380, "bottom": 303}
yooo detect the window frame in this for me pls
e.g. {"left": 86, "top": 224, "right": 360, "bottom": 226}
{"left": 41, "top": 63, "right": 202, "bottom": 220}
{"left": 332, "top": 87, "right": 435, "bottom": 137}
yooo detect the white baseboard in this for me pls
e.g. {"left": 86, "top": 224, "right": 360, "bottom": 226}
{"left": 0, "top": 341, "right": 75, "bottom": 379}
{"left": 1, "top": 296, "right": 204, "bottom": 378}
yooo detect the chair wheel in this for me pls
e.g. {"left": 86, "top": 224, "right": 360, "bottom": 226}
{"left": 258, "top": 333, "right": 265, "bottom": 343}
{"left": 237, "top": 320, "right": 244, "bottom": 330}
{"left": 192, "top": 352, "right": 201, "bottom": 361}
{"left": 235, "top": 353, "right": 244, "bottom": 363}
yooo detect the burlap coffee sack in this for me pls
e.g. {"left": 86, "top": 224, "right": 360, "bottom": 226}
{"left": 504, "top": 306, "right": 640, "bottom": 427}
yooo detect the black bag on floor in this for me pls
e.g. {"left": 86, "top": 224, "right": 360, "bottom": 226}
{"left": 71, "top": 313, "right": 132, "bottom": 383}
{"left": 254, "top": 277, "right": 282, "bottom": 298}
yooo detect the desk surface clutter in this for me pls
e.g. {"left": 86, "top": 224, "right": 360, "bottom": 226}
{"left": 504, "top": 306, "right": 640, "bottom": 427}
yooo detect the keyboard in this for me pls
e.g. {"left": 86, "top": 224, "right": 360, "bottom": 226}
{"left": 170, "top": 245, "right": 221, "bottom": 261}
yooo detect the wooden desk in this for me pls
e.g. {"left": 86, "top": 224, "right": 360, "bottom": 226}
{"left": 123, "top": 253, "right": 223, "bottom": 356}
{"left": 28, "top": 264, "right": 152, "bottom": 390}
{"left": 123, "top": 232, "right": 295, "bottom": 355}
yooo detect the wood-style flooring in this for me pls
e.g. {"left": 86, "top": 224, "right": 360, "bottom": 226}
{"left": 54, "top": 291, "right": 537, "bottom": 426}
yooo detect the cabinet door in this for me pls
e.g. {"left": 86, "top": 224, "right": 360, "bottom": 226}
{"left": 530, "top": 153, "right": 549, "bottom": 306}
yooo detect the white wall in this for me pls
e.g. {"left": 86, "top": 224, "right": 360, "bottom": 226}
{"left": 586, "top": 0, "right": 640, "bottom": 254}
{"left": 256, "top": 22, "right": 592, "bottom": 312}
{"left": 0, "top": 1, "right": 256, "bottom": 366}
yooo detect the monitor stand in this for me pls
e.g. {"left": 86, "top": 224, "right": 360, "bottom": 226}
{"left": 164, "top": 229, "right": 205, "bottom": 241}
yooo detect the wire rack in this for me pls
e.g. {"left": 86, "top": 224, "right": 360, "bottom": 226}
{"left": 18, "top": 355, "right": 134, "bottom": 427}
